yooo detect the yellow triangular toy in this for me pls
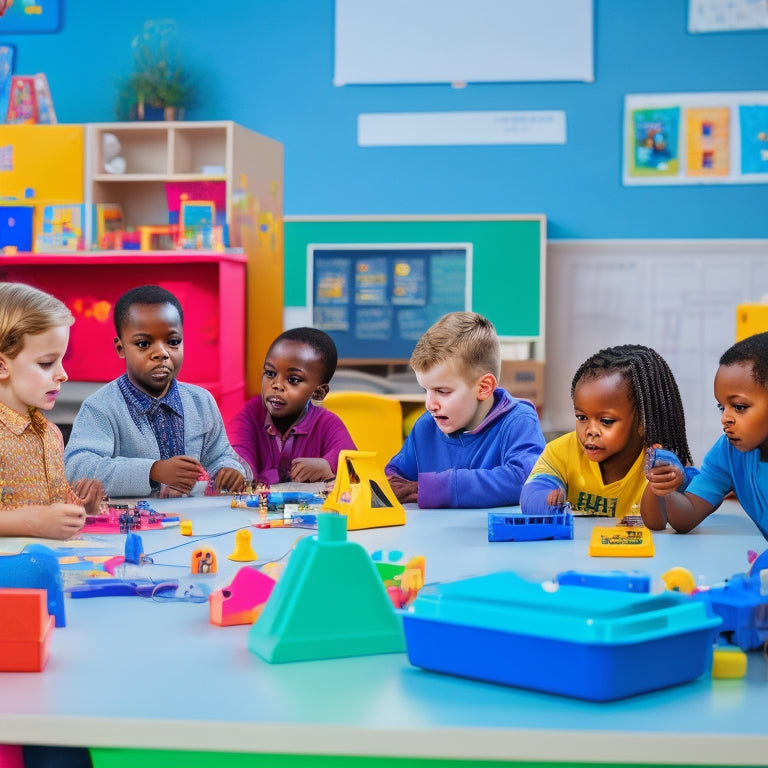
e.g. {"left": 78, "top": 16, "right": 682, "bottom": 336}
{"left": 323, "top": 450, "right": 406, "bottom": 530}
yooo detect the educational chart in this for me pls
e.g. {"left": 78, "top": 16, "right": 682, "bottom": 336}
{"left": 287, "top": 215, "right": 546, "bottom": 362}
{"left": 688, "top": 0, "right": 768, "bottom": 32}
{"left": 624, "top": 91, "right": 768, "bottom": 185}
{"left": 311, "top": 244, "right": 470, "bottom": 360}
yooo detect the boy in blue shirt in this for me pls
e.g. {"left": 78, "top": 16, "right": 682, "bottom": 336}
{"left": 65, "top": 285, "right": 245, "bottom": 498}
{"left": 643, "top": 331, "right": 768, "bottom": 539}
{"left": 385, "top": 311, "right": 545, "bottom": 508}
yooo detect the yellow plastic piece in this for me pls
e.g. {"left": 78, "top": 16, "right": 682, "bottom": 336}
{"left": 736, "top": 303, "right": 768, "bottom": 342}
{"left": 179, "top": 520, "right": 193, "bottom": 536}
{"left": 662, "top": 566, "right": 697, "bottom": 594}
{"left": 588, "top": 525, "right": 655, "bottom": 557}
{"left": 228, "top": 529, "right": 258, "bottom": 562}
{"left": 712, "top": 646, "right": 747, "bottom": 679}
{"left": 323, "top": 450, "right": 406, "bottom": 531}
{"left": 322, "top": 392, "right": 403, "bottom": 467}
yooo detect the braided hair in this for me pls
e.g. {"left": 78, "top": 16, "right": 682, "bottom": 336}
{"left": 570, "top": 344, "right": 693, "bottom": 465}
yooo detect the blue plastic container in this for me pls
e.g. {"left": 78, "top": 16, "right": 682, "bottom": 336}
{"left": 488, "top": 509, "right": 573, "bottom": 542}
{"left": 403, "top": 572, "right": 721, "bottom": 701}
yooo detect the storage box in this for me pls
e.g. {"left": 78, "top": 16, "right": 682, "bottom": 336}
{"left": 403, "top": 572, "right": 721, "bottom": 701}
{"left": 0, "top": 204, "right": 34, "bottom": 252}
{"left": 736, "top": 303, "right": 768, "bottom": 341}
{"left": 500, "top": 360, "right": 544, "bottom": 410}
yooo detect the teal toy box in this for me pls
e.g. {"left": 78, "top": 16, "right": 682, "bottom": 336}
{"left": 402, "top": 572, "right": 721, "bottom": 701}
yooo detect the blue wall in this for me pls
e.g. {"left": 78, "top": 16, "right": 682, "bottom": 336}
{"left": 3, "top": 0, "right": 766, "bottom": 238}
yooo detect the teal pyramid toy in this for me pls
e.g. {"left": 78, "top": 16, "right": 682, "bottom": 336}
{"left": 248, "top": 512, "right": 405, "bottom": 663}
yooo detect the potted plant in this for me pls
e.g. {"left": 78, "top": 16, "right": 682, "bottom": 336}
{"left": 116, "top": 19, "right": 195, "bottom": 121}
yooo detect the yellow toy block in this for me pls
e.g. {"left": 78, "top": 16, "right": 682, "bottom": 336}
{"left": 712, "top": 646, "right": 747, "bottom": 679}
{"left": 588, "top": 525, "right": 655, "bottom": 557}
{"left": 323, "top": 450, "right": 406, "bottom": 530}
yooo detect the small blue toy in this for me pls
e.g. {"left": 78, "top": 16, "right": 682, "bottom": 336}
{"left": 695, "top": 550, "right": 768, "bottom": 651}
{"left": 0, "top": 544, "right": 65, "bottom": 626}
{"left": 557, "top": 570, "right": 651, "bottom": 593}
{"left": 488, "top": 507, "right": 573, "bottom": 542}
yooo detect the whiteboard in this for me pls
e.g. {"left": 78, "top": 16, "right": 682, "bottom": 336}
{"left": 334, "top": 0, "right": 594, "bottom": 85}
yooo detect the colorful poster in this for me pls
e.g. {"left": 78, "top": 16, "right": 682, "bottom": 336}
{"left": 0, "top": 0, "right": 61, "bottom": 32}
{"left": 392, "top": 256, "right": 427, "bottom": 306}
{"left": 0, "top": 45, "right": 13, "bottom": 124}
{"left": 630, "top": 107, "right": 680, "bottom": 177}
{"left": 624, "top": 92, "right": 768, "bottom": 185}
{"left": 686, "top": 107, "right": 730, "bottom": 177}
{"left": 314, "top": 256, "right": 351, "bottom": 331}
{"left": 354, "top": 256, "right": 387, "bottom": 305}
{"left": 739, "top": 104, "right": 768, "bottom": 175}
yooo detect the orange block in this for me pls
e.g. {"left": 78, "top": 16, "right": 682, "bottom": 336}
{"left": 0, "top": 588, "right": 55, "bottom": 672}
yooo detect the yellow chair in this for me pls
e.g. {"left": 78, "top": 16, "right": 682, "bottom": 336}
{"left": 321, "top": 391, "right": 404, "bottom": 467}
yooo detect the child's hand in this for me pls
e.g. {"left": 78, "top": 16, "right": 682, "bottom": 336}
{"left": 644, "top": 444, "right": 685, "bottom": 496}
{"left": 290, "top": 458, "right": 334, "bottom": 483}
{"left": 545, "top": 488, "right": 566, "bottom": 506}
{"left": 213, "top": 467, "right": 246, "bottom": 494}
{"left": 34, "top": 503, "right": 87, "bottom": 539}
{"left": 70, "top": 478, "right": 104, "bottom": 516}
{"left": 150, "top": 455, "right": 203, "bottom": 495}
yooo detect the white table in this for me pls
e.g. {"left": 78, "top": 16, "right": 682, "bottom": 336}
{"left": 1, "top": 498, "right": 766, "bottom": 766}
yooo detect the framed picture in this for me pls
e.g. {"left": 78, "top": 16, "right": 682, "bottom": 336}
{"left": 179, "top": 200, "right": 216, "bottom": 249}
{"left": 0, "top": 0, "right": 61, "bottom": 33}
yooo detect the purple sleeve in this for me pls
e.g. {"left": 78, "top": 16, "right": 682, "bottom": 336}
{"left": 417, "top": 405, "right": 545, "bottom": 509}
{"left": 520, "top": 476, "right": 565, "bottom": 515}
{"left": 226, "top": 397, "right": 261, "bottom": 480}
{"left": 315, "top": 410, "right": 357, "bottom": 473}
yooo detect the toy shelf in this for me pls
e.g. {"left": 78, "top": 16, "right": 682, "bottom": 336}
{"left": 0, "top": 121, "right": 284, "bottom": 398}
{"left": 85, "top": 121, "right": 285, "bottom": 395}
{"left": 0, "top": 251, "right": 247, "bottom": 424}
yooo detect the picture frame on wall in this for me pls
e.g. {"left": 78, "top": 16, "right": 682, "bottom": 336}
{"left": 0, "top": 0, "right": 61, "bottom": 33}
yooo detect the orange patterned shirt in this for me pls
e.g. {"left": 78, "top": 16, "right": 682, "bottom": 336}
{"left": 0, "top": 402, "right": 77, "bottom": 508}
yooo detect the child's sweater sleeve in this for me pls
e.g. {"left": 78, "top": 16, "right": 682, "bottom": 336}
{"left": 416, "top": 406, "right": 545, "bottom": 509}
{"left": 64, "top": 395, "right": 156, "bottom": 498}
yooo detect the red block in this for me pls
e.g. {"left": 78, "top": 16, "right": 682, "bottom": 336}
{"left": 0, "top": 588, "right": 55, "bottom": 672}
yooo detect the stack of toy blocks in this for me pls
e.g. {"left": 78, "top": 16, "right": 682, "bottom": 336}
{"left": 0, "top": 588, "right": 55, "bottom": 672}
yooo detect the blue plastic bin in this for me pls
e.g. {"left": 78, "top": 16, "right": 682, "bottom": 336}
{"left": 402, "top": 572, "right": 721, "bottom": 701}
{"left": 0, "top": 204, "right": 34, "bottom": 251}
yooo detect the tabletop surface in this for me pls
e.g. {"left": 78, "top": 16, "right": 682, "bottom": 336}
{"left": 1, "top": 497, "right": 767, "bottom": 763}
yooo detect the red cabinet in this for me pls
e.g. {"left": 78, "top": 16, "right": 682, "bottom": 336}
{"left": 0, "top": 252, "right": 246, "bottom": 424}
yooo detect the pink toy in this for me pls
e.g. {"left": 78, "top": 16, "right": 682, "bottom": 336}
{"left": 209, "top": 566, "right": 275, "bottom": 627}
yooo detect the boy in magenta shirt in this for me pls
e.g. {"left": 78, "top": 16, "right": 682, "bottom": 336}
{"left": 228, "top": 327, "right": 355, "bottom": 484}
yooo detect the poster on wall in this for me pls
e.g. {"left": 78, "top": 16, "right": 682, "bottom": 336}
{"left": 0, "top": 0, "right": 61, "bottom": 32}
{"left": 688, "top": 0, "right": 768, "bottom": 32}
{"left": 309, "top": 243, "right": 471, "bottom": 360}
{"left": 623, "top": 91, "right": 768, "bottom": 186}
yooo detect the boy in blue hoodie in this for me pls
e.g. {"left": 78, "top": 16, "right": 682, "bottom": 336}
{"left": 385, "top": 312, "right": 545, "bottom": 508}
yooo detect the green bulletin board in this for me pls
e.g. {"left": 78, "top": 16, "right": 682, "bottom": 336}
{"left": 284, "top": 214, "right": 545, "bottom": 360}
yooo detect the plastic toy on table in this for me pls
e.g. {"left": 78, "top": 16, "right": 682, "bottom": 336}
{"left": 209, "top": 566, "right": 276, "bottom": 626}
{"left": 371, "top": 550, "right": 426, "bottom": 608}
{"left": 0, "top": 588, "right": 55, "bottom": 672}
{"left": 0, "top": 544, "right": 65, "bottom": 627}
{"left": 588, "top": 524, "right": 655, "bottom": 557}
{"left": 83, "top": 501, "right": 180, "bottom": 534}
{"left": 248, "top": 512, "right": 405, "bottom": 663}
{"left": 322, "top": 450, "right": 406, "bottom": 531}
{"left": 402, "top": 571, "right": 721, "bottom": 701}
{"left": 692, "top": 548, "right": 768, "bottom": 651}
{"left": 556, "top": 569, "right": 651, "bottom": 593}
{"left": 488, "top": 506, "right": 573, "bottom": 542}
